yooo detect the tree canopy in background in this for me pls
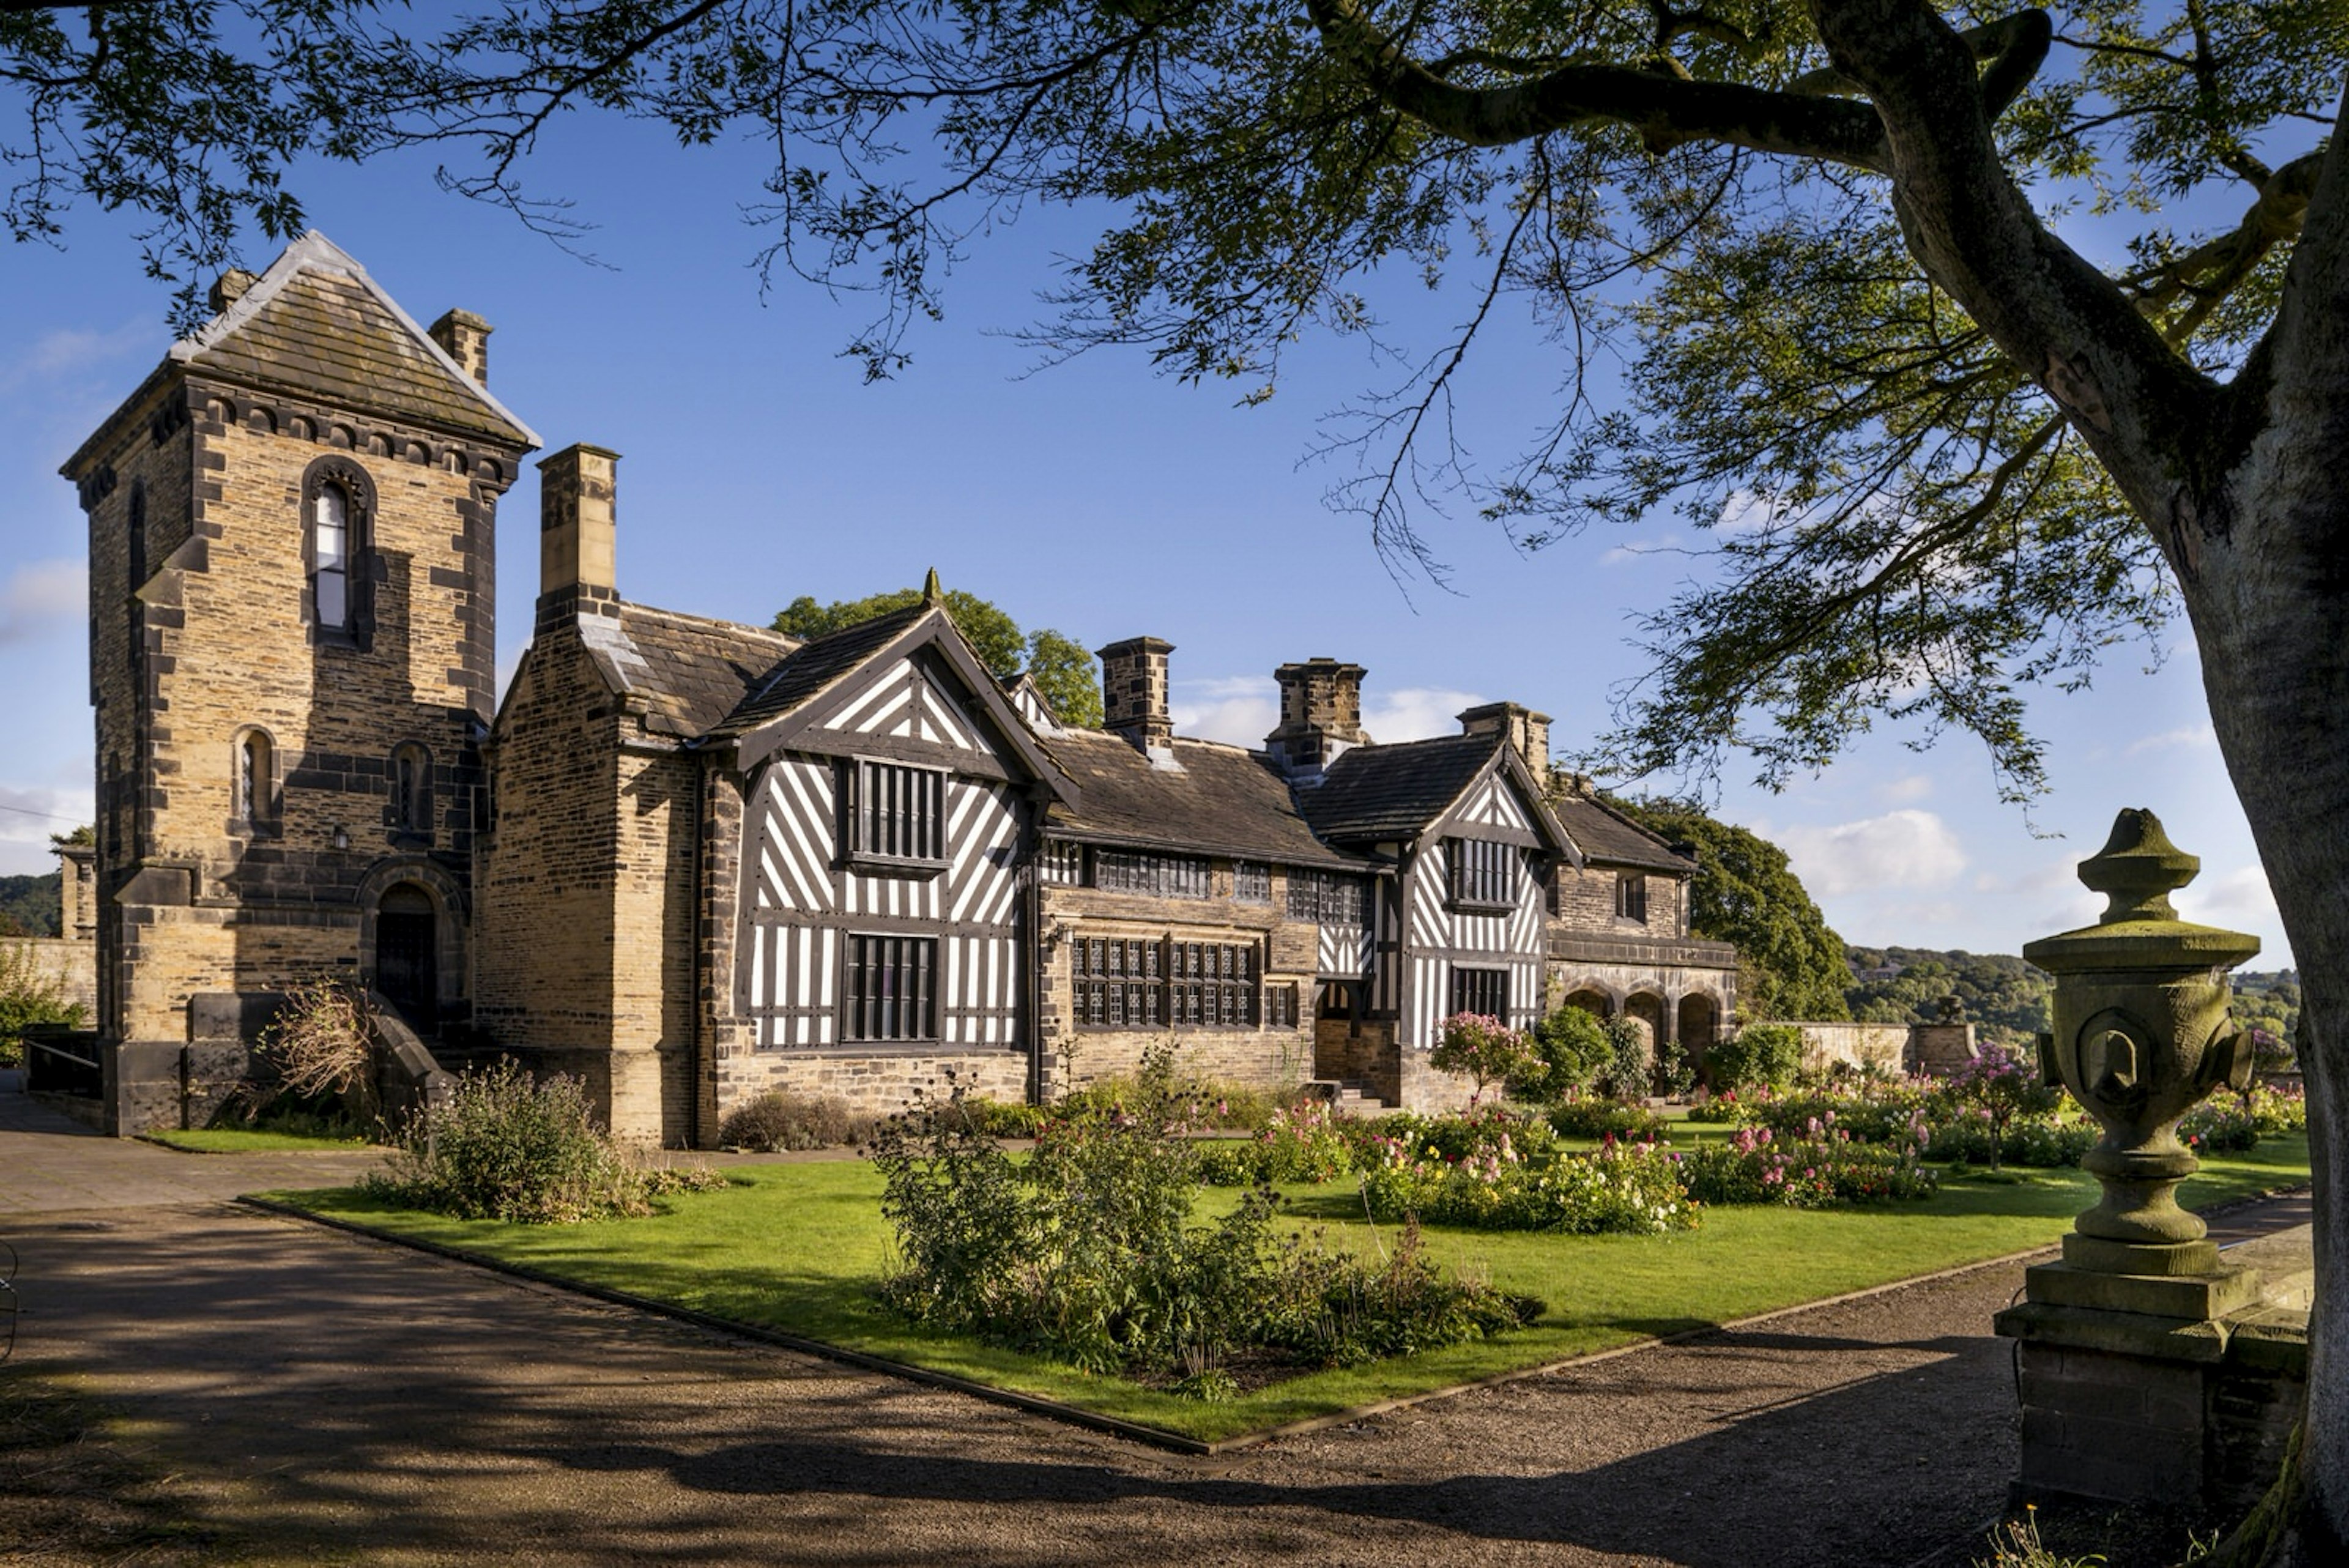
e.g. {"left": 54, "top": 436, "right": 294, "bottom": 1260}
{"left": 1844, "top": 945, "right": 2050, "bottom": 1047}
{"left": 1605, "top": 797, "right": 1850, "bottom": 1022}
{"left": 773, "top": 587, "right": 1104, "bottom": 729}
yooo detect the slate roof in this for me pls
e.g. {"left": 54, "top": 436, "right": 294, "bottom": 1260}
{"left": 169, "top": 231, "right": 538, "bottom": 449}
{"left": 1044, "top": 732, "right": 1373, "bottom": 871}
{"left": 710, "top": 603, "right": 932, "bottom": 739}
{"left": 1296, "top": 732, "right": 1508, "bottom": 844}
{"left": 1551, "top": 793, "right": 1698, "bottom": 874}
{"left": 576, "top": 603, "right": 800, "bottom": 740}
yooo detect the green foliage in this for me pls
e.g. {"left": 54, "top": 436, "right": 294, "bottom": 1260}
{"left": 2230, "top": 970, "right": 2301, "bottom": 1069}
{"left": 0, "top": 875, "right": 60, "bottom": 940}
{"left": 1705, "top": 1022, "right": 1805, "bottom": 1094}
{"left": 1512, "top": 1005, "right": 1612, "bottom": 1102}
{"left": 1595, "top": 1016, "right": 1655, "bottom": 1103}
{"left": 1361, "top": 1132, "right": 1696, "bottom": 1235}
{"left": 717, "top": 1090, "right": 875, "bottom": 1151}
{"left": 1428, "top": 1011, "right": 1536, "bottom": 1098}
{"left": 1844, "top": 946, "right": 2053, "bottom": 1049}
{"left": 1678, "top": 1124, "right": 1939, "bottom": 1208}
{"left": 1941, "top": 1042, "right": 2064, "bottom": 1172}
{"left": 366, "top": 1061, "right": 723, "bottom": 1223}
{"left": 868, "top": 1046, "right": 1537, "bottom": 1382}
{"left": 1545, "top": 1099, "right": 1666, "bottom": 1142}
{"left": 1196, "top": 1100, "right": 1357, "bottom": 1186}
{"left": 771, "top": 587, "right": 1101, "bottom": 728}
{"left": 0, "top": 940, "right": 86, "bottom": 1068}
{"left": 1607, "top": 800, "right": 1849, "bottom": 1021}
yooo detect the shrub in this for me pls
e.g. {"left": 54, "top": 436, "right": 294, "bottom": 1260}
{"left": 1937, "top": 1042, "right": 2063, "bottom": 1170}
{"left": 1361, "top": 1132, "right": 1694, "bottom": 1235}
{"left": 1705, "top": 1023, "right": 1805, "bottom": 1095}
{"left": 1364, "top": 1105, "right": 1556, "bottom": 1167}
{"left": 366, "top": 1061, "right": 723, "bottom": 1223}
{"left": 1197, "top": 1099, "right": 1357, "bottom": 1186}
{"left": 1594, "top": 1017, "right": 1654, "bottom": 1102}
{"left": 1679, "top": 1123, "right": 1939, "bottom": 1207}
{"left": 960, "top": 1096, "right": 1050, "bottom": 1139}
{"left": 1512, "top": 1006, "right": 1612, "bottom": 1102}
{"left": 1429, "top": 1013, "right": 1536, "bottom": 1099}
{"left": 717, "top": 1090, "right": 874, "bottom": 1151}
{"left": 1546, "top": 1098, "right": 1666, "bottom": 1142}
{"left": 246, "top": 978, "right": 376, "bottom": 1122}
{"left": 870, "top": 1045, "right": 1537, "bottom": 1384}
{"left": 1053, "top": 1070, "right": 1288, "bottom": 1134}
{"left": 0, "top": 941, "right": 86, "bottom": 1070}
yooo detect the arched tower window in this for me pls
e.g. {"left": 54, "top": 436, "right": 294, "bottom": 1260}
{"left": 313, "top": 483, "right": 351, "bottom": 630}
{"left": 300, "top": 456, "right": 374, "bottom": 642}
{"left": 234, "top": 729, "right": 275, "bottom": 828}
{"left": 389, "top": 741, "right": 432, "bottom": 834}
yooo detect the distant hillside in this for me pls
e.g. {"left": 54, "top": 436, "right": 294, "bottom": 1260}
{"left": 0, "top": 872, "right": 60, "bottom": 937}
{"left": 1843, "top": 945, "right": 2050, "bottom": 1047}
{"left": 1845, "top": 946, "right": 2301, "bottom": 1061}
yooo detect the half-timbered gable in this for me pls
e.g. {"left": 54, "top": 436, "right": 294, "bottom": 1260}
{"left": 706, "top": 601, "right": 1072, "bottom": 1085}
{"left": 1301, "top": 731, "right": 1576, "bottom": 1057}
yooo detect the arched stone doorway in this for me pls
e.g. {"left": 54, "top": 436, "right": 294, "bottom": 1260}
{"left": 1561, "top": 987, "right": 1614, "bottom": 1019}
{"left": 374, "top": 883, "right": 438, "bottom": 1028}
{"left": 1678, "top": 992, "right": 1721, "bottom": 1082}
{"left": 1624, "top": 993, "right": 1667, "bottom": 1090}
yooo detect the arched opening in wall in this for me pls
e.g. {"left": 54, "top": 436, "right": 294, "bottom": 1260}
{"left": 1562, "top": 987, "right": 1614, "bottom": 1020}
{"left": 1678, "top": 994, "right": 1721, "bottom": 1079}
{"left": 388, "top": 742, "right": 432, "bottom": 837}
{"left": 234, "top": 729, "right": 275, "bottom": 828}
{"left": 374, "top": 884, "right": 438, "bottom": 1029}
{"left": 1624, "top": 993, "right": 1666, "bottom": 1085}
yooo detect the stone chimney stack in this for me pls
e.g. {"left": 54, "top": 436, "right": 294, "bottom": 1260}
{"left": 1098, "top": 637, "right": 1175, "bottom": 754}
{"left": 537, "top": 444, "right": 620, "bottom": 633}
{"left": 429, "top": 308, "right": 494, "bottom": 385}
{"left": 1266, "top": 658, "right": 1368, "bottom": 781}
{"left": 209, "top": 269, "right": 259, "bottom": 315}
{"left": 1459, "top": 701, "right": 1553, "bottom": 780}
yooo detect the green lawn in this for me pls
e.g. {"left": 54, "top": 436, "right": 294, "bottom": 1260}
{"left": 145, "top": 1126, "right": 380, "bottom": 1154}
{"left": 271, "top": 1132, "right": 2309, "bottom": 1446}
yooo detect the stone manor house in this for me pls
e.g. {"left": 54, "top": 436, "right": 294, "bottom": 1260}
{"left": 63, "top": 232, "right": 1737, "bottom": 1142}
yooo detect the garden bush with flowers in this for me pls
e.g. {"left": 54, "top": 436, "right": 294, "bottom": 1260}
{"left": 1360, "top": 1126, "right": 1696, "bottom": 1234}
{"left": 2181, "top": 1080, "right": 2308, "bottom": 1154}
{"left": 1677, "top": 1121, "right": 1939, "bottom": 1208}
{"left": 1196, "top": 1098, "right": 1359, "bottom": 1185}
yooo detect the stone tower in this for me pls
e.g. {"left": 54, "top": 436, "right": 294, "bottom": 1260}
{"left": 61, "top": 232, "right": 540, "bottom": 1132}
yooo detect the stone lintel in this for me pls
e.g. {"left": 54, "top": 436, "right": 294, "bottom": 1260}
{"left": 1994, "top": 1299, "right": 2234, "bottom": 1362}
{"left": 2022, "top": 1261, "right": 2261, "bottom": 1321}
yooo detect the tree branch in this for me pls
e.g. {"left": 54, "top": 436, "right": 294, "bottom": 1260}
{"left": 1305, "top": 0, "right": 1889, "bottom": 169}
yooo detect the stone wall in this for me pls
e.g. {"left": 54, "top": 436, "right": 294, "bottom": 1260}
{"left": 1792, "top": 1020, "right": 1911, "bottom": 1074}
{"left": 1551, "top": 863, "right": 1690, "bottom": 939}
{"left": 717, "top": 1048, "right": 1031, "bottom": 1122}
{"left": 10, "top": 938, "right": 97, "bottom": 1019}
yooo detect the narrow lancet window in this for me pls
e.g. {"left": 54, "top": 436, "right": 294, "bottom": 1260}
{"left": 313, "top": 484, "right": 351, "bottom": 630}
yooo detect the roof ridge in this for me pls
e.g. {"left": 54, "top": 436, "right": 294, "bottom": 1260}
{"left": 622, "top": 598, "right": 801, "bottom": 648}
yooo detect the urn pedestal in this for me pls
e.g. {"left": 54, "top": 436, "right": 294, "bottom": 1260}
{"left": 1990, "top": 809, "right": 2290, "bottom": 1507}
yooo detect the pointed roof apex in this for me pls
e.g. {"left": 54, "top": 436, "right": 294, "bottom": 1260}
{"left": 923, "top": 568, "right": 944, "bottom": 606}
{"left": 167, "top": 229, "right": 540, "bottom": 449}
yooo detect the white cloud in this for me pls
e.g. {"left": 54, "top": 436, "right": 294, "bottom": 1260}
{"left": 2174, "top": 863, "right": 2280, "bottom": 931}
{"left": 1779, "top": 809, "right": 1966, "bottom": 896}
{"left": 0, "top": 559, "right": 86, "bottom": 645}
{"left": 1879, "top": 774, "right": 1934, "bottom": 804}
{"left": 1713, "top": 491, "right": 1775, "bottom": 535}
{"left": 1170, "top": 677, "right": 1484, "bottom": 748}
{"left": 1171, "top": 675, "right": 1278, "bottom": 748}
{"left": 0, "top": 782, "right": 94, "bottom": 875}
{"left": 1363, "top": 686, "right": 1483, "bottom": 743}
{"left": 2127, "top": 724, "right": 2217, "bottom": 756}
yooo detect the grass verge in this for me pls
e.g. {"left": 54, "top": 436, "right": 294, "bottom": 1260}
{"left": 265, "top": 1132, "right": 2309, "bottom": 1447}
{"left": 142, "top": 1126, "right": 379, "bottom": 1154}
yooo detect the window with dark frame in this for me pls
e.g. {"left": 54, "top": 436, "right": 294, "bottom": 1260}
{"left": 390, "top": 742, "right": 431, "bottom": 834}
{"left": 1450, "top": 966, "right": 1509, "bottom": 1019}
{"left": 234, "top": 730, "right": 272, "bottom": 828}
{"left": 842, "top": 934, "right": 938, "bottom": 1042}
{"left": 852, "top": 759, "right": 946, "bottom": 866}
{"left": 1264, "top": 982, "right": 1301, "bottom": 1029}
{"left": 1286, "top": 870, "right": 1367, "bottom": 926}
{"left": 1615, "top": 872, "right": 1649, "bottom": 923}
{"left": 1447, "top": 838, "right": 1515, "bottom": 910}
{"left": 1233, "top": 861, "right": 1272, "bottom": 904}
{"left": 1091, "top": 849, "right": 1211, "bottom": 899}
{"left": 1073, "top": 935, "right": 1264, "bottom": 1030}
{"left": 1040, "top": 840, "right": 1086, "bottom": 885}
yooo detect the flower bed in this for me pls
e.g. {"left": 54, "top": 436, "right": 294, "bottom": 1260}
{"left": 1678, "top": 1123, "right": 1939, "bottom": 1208}
{"left": 1361, "top": 1131, "right": 1695, "bottom": 1235}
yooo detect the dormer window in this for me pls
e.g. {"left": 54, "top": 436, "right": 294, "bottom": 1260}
{"left": 313, "top": 483, "right": 351, "bottom": 630}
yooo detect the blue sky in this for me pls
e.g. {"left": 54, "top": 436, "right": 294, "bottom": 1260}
{"left": 0, "top": 99, "right": 2288, "bottom": 965}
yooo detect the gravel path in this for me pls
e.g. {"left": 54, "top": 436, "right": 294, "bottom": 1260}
{"left": 0, "top": 1090, "right": 2309, "bottom": 1567}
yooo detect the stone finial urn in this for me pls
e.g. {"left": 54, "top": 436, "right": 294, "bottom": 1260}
{"left": 2022, "top": 808, "right": 2260, "bottom": 1274}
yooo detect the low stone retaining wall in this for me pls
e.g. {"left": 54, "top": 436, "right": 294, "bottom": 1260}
{"left": 7, "top": 937, "right": 96, "bottom": 1019}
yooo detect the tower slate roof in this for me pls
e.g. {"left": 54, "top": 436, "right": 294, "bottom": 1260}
{"left": 167, "top": 231, "right": 538, "bottom": 449}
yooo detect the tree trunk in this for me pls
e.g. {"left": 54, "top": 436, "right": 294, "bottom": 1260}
{"left": 2185, "top": 422, "right": 2349, "bottom": 1561}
